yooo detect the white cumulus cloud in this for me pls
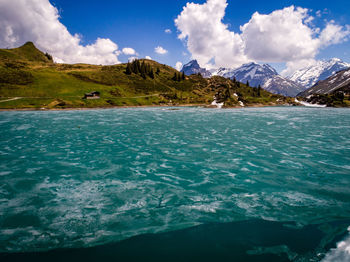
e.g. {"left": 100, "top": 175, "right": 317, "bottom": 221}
{"left": 155, "top": 46, "right": 168, "bottom": 55}
{"left": 122, "top": 47, "right": 137, "bottom": 56}
{"left": 165, "top": 29, "right": 172, "bottom": 34}
{"left": 175, "top": 0, "right": 350, "bottom": 75}
{"left": 175, "top": 61, "right": 183, "bottom": 71}
{"left": 175, "top": 0, "right": 248, "bottom": 69}
{"left": 241, "top": 6, "right": 319, "bottom": 63}
{"left": 145, "top": 56, "right": 152, "bottom": 60}
{"left": 0, "top": 0, "right": 122, "bottom": 65}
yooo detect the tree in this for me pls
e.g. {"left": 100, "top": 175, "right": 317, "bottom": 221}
{"left": 156, "top": 67, "right": 160, "bottom": 75}
{"left": 246, "top": 80, "right": 250, "bottom": 87}
{"left": 172, "top": 72, "right": 178, "bottom": 81}
{"left": 182, "top": 72, "right": 185, "bottom": 80}
{"left": 45, "top": 52, "right": 53, "bottom": 61}
{"left": 141, "top": 61, "right": 146, "bottom": 79}
{"left": 257, "top": 85, "right": 261, "bottom": 97}
{"left": 131, "top": 60, "right": 139, "bottom": 74}
{"left": 125, "top": 62, "right": 132, "bottom": 75}
{"left": 177, "top": 73, "right": 181, "bottom": 82}
{"left": 149, "top": 69, "right": 155, "bottom": 79}
{"left": 136, "top": 60, "right": 141, "bottom": 73}
{"left": 197, "top": 72, "right": 202, "bottom": 77}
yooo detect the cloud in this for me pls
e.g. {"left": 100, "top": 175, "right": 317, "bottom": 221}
{"left": 175, "top": 1, "right": 350, "bottom": 74}
{"left": 145, "top": 56, "right": 152, "bottom": 60}
{"left": 128, "top": 56, "right": 138, "bottom": 62}
{"left": 319, "top": 21, "right": 350, "bottom": 47}
{"left": 122, "top": 47, "right": 137, "bottom": 55}
{"left": 175, "top": 62, "right": 183, "bottom": 71}
{"left": 0, "top": 0, "right": 121, "bottom": 65}
{"left": 175, "top": 0, "right": 248, "bottom": 69}
{"left": 241, "top": 6, "right": 319, "bottom": 63}
{"left": 165, "top": 29, "right": 172, "bottom": 34}
{"left": 155, "top": 46, "right": 168, "bottom": 55}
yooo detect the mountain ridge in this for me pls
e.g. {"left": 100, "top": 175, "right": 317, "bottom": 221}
{"left": 298, "top": 68, "right": 350, "bottom": 97}
{"left": 288, "top": 58, "right": 350, "bottom": 88}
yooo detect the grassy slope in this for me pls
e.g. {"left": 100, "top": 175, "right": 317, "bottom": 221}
{"left": 0, "top": 42, "right": 291, "bottom": 109}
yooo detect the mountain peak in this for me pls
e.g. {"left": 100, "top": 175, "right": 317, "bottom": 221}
{"left": 181, "top": 60, "right": 211, "bottom": 77}
{"left": 22, "top": 41, "right": 36, "bottom": 48}
{"left": 329, "top": 57, "right": 341, "bottom": 63}
{"left": 4, "top": 41, "right": 53, "bottom": 63}
{"left": 288, "top": 58, "right": 350, "bottom": 88}
{"left": 214, "top": 62, "right": 301, "bottom": 96}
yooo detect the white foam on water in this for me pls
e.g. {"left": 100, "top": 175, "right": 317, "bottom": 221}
{"left": 0, "top": 171, "right": 11, "bottom": 176}
{"left": 187, "top": 201, "right": 221, "bottom": 213}
{"left": 322, "top": 227, "right": 350, "bottom": 262}
{"left": 14, "top": 124, "right": 32, "bottom": 131}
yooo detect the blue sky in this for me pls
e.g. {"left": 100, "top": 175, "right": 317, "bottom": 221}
{"left": 1, "top": 0, "right": 350, "bottom": 73}
{"left": 50, "top": 0, "right": 350, "bottom": 70}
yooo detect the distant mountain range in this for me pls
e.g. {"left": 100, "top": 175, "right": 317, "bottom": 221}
{"left": 288, "top": 58, "right": 350, "bottom": 88}
{"left": 181, "top": 58, "right": 350, "bottom": 97}
{"left": 298, "top": 68, "right": 350, "bottom": 97}
{"left": 182, "top": 60, "right": 303, "bottom": 96}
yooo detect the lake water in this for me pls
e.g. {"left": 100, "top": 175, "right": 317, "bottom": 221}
{"left": 0, "top": 107, "right": 350, "bottom": 261}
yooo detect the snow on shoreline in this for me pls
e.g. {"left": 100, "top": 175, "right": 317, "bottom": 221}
{"left": 295, "top": 98, "right": 327, "bottom": 108}
{"left": 211, "top": 98, "right": 224, "bottom": 109}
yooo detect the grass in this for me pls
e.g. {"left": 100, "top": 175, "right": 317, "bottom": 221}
{"left": 0, "top": 42, "right": 288, "bottom": 109}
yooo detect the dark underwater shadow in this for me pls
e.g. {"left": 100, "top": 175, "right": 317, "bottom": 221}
{"left": 1, "top": 219, "right": 349, "bottom": 262}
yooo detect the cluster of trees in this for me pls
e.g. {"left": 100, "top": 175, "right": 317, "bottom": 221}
{"left": 231, "top": 77, "right": 261, "bottom": 97}
{"left": 45, "top": 52, "right": 53, "bottom": 61}
{"left": 172, "top": 72, "right": 185, "bottom": 82}
{"left": 125, "top": 59, "right": 157, "bottom": 79}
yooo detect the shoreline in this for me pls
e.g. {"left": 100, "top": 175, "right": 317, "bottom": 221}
{"left": 0, "top": 102, "right": 300, "bottom": 112}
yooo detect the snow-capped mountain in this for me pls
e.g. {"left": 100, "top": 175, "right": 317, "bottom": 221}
{"left": 181, "top": 60, "right": 212, "bottom": 78}
{"left": 298, "top": 68, "right": 350, "bottom": 97}
{"left": 288, "top": 58, "right": 350, "bottom": 88}
{"left": 213, "top": 62, "right": 302, "bottom": 97}
{"left": 212, "top": 62, "right": 277, "bottom": 87}
{"left": 263, "top": 75, "right": 305, "bottom": 97}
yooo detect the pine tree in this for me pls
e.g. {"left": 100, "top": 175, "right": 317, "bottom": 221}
{"left": 177, "top": 73, "right": 181, "bottom": 82}
{"left": 136, "top": 60, "right": 141, "bottom": 73}
{"left": 141, "top": 61, "right": 146, "bottom": 79}
{"left": 172, "top": 72, "right": 178, "bottom": 81}
{"left": 182, "top": 72, "right": 185, "bottom": 80}
{"left": 246, "top": 80, "right": 250, "bottom": 87}
{"left": 257, "top": 85, "right": 261, "bottom": 97}
{"left": 149, "top": 69, "right": 154, "bottom": 79}
{"left": 125, "top": 62, "right": 132, "bottom": 75}
{"left": 132, "top": 60, "right": 139, "bottom": 74}
{"left": 45, "top": 52, "right": 53, "bottom": 61}
{"left": 156, "top": 67, "right": 160, "bottom": 75}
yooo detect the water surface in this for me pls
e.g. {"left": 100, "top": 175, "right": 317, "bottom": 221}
{"left": 0, "top": 107, "right": 350, "bottom": 261}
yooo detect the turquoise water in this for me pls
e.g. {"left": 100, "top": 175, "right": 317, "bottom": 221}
{"left": 1, "top": 107, "right": 350, "bottom": 261}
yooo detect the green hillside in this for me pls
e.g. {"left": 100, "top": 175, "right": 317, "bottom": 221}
{"left": 0, "top": 42, "right": 292, "bottom": 109}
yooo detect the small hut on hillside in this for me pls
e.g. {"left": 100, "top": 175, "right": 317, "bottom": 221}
{"left": 83, "top": 91, "right": 100, "bottom": 99}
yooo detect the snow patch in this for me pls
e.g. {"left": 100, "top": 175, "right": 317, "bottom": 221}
{"left": 211, "top": 97, "right": 224, "bottom": 109}
{"left": 295, "top": 98, "right": 327, "bottom": 108}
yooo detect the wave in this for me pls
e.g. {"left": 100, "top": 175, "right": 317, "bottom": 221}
{"left": 322, "top": 226, "right": 350, "bottom": 262}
